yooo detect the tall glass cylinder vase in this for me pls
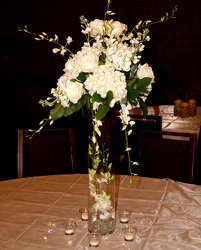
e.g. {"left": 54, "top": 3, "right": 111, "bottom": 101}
{"left": 88, "top": 108, "right": 116, "bottom": 235}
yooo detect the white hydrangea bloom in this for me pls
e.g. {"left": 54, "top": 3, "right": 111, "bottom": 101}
{"left": 103, "top": 36, "right": 117, "bottom": 47}
{"left": 63, "top": 57, "right": 80, "bottom": 79}
{"left": 105, "top": 42, "right": 135, "bottom": 71}
{"left": 92, "top": 38, "right": 104, "bottom": 53}
{"left": 84, "top": 63, "right": 127, "bottom": 107}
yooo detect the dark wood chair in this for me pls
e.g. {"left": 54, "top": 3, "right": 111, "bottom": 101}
{"left": 115, "top": 115, "right": 162, "bottom": 175}
{"left": 193, "top": 126, "right": 201, "bottom": 185}
{"left": 17, "top": 128, "right": 77, "bottom": 178}
{"left": 137, "top": 130, "right": 196, "bottom": 183}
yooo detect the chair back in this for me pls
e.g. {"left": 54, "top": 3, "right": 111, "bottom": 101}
{"left": 115, "top": 115, "right": 162, "bottom": 175}
{"left": 17, "top": 128, "right": 77, "bottom": 178}
{"left": 193, "top": 126, "right": 201, "bottom": 184}
{"left": 138, "top": 130, "right": 196, "bottom": 183}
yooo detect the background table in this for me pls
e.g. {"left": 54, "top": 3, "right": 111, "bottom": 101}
{"left": 131, "top": 105, "right": 201, "bottom": 136}
{"left": 0, "top": 174, "right": 201, "bottom": 249}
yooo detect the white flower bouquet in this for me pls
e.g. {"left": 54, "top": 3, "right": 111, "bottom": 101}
{"left": 18, "top": 0, "right": 177, "bottom": 232}
{"left": 18, "top": 0, "right": 177, "bottom": 178}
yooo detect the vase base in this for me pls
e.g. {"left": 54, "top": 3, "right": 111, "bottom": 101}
{"left": 88, "top": 219, "right": 115, "bottom": 235}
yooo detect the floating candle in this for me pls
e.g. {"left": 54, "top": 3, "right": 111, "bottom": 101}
{"left": 122, "top": 227, "right": 137, "bottom": 241}
{"left": 65, "top": 228, "right": 74, "bottom": 235}
{"left": 81, "top": 212, "right": 88, "bottom": 221}
{"left": 89, "top": 238, "right": 100, "bottom": 247}
{"left": 120, "top": 216, "right": 129, "bottom": 223}
{"left": 79, "top": 208, "right": 88, "bottom": 221}
{"left": 118, "top": 210, "right": 131, "bottom": 223}
{"left": 88, "top": 233, "right": 101, "bottom": 247}
{"left": 62, "top": 219, "right": 76, "bottom": 235}
{"left": 124, "top": 232, "right": 134, "bottom": 241}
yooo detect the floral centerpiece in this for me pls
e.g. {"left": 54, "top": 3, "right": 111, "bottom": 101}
{"left": 19, "top": 0, "right": 177, "bottom": 234}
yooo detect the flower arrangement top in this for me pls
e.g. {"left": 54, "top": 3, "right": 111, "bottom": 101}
{"left": 19, "top": 0, "right": 177, "bottom": 181}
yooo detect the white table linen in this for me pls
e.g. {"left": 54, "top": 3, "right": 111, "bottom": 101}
{"left": 131, "top": 105, "right": 201, "bottom": 135}
{"left": 142, "top": 105, "right": 201, "bottom": 136}
{"left": 0, "top": 174, "right": 201, "bottom": 249}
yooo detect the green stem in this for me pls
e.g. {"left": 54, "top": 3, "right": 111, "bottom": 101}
{"left": 27, "top": 117, "right": 52, "bottom": 139}
{"left": 124, "top": 126, "right": 132, "bottom": 175}
{"left": 18, "top": 26, "right": 74, "bottom": 55}
{"left": 104, "top": 0, "right": 112, "bottom": 22}
{"left": 129, "top": 5, "right": 178, "bottom": 35}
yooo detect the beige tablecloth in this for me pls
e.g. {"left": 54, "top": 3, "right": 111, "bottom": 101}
{"left": 0, "top": 174, "right": 201, "bottom": 249}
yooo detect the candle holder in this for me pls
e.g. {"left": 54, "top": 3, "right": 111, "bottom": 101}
{"left": 188, "top": 99, "right": 197, "bottom": 116}
{"left": 174, "top": 99, "right": 182, "bottom": 116}
{"left": 122, "top": 227, "right": 137, "bottom": 241}
{"left": 88, "top": 232, "right": 101, "bottom": 247}
{"left": 180, "top": 102, "right": 190, "bottom": 118}
{"left": 79, "top": 208, "right": 88, "bottom": 221}
{"left": 118, "top": 210, "right": 131, "bottom": 223}
{"left": 62, "top": 219, "right": 76, "bottom": 235}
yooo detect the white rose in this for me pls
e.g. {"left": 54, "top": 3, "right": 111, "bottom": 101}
{"left": 66, "top": 81, "right": 85, "bottom": 104}
{"left": 137, "top": 63, "right": 155, "bottom": 83}
{"left": 78, "top": 51, "right": 99, "bottom": 72}
{"left": 110, "top": 21, "right": 127, "bottom": 37}
{"left": 89, "top": 19, "right": 104, "bottom": 38}
{"left": 64, "top": 58, "right": 74, "bottom": 71}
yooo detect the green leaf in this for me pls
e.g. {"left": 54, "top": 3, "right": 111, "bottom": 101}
{"left": 92, "top": 92, "right": 105, "bottom": 103}
{"left": 71, "top": 101, "right": 83, "bottom": 112}
{"left": 138, "top": 97, "right": 148, "bottom": 118}
{"left": 121, "top": 96, "right": 127, "bottom": 104}
{"left": 95, "top": 104, "right": 110, "bottom": 120}
{"left": 76, "top": 72, "right": 89, "bottom": 82}
{"left": 105, "top": 90, "right": 113, "bottom": 106}
{"left": 99, "top": 53, "right": 106, "bottom": 65}
{"left": 70, "top": 78, "right": 77, "bottom": 82}
{"left": 129, "top": 64, "right": 138, "bottom": 79}
{"left": 134, "top": 77, "right": 152, "bottom": 90}
{"left": 65, "top": 94, "right": 88, "bottom": 116}
{"left": 127, "top": 78, "right": 136, "bottom": 87}
{"left": 50, "top": 103, "right": 65, "bottom": 120}
{"left": 127, "top": 87, "right": 140, "bottom": 101}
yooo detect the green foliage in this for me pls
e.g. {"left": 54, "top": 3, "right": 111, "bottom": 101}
{"left": 99, "top": 53, "right": 106, "bottom": 65}
{"left": 134, "top": 77, "right": 152, "bottom": 90}
{"left": 138, "top": 97, "right": 148, "bottom": 118}
{"left": 50, "top": 94, "right": 88, "bottom": 120}
{"left": 50, "top": 103, "right": 66, "bottom": 120}
{"left": 126, "top": 64, "right": 138, "bottom": 80}
{"left": 125, "top": 64, "right": 152, "bottom": 108}
{"left": 76, "top": 72, "right": 89, "bottom": 82}
{"left": 95, "top": 104, "right": 110, "bottom": 121}
{"left": 127, "top": 88, "right": 140, "bottom": 104}
{"left": 95, "top": 91, "right": 113, "bottom": 120}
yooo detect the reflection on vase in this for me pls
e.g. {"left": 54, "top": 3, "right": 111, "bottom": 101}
{"left": 88, "top": 165, "right": 115, "bottom": 234}
{"left": 88, "top": 108, "right": 116, "bottom": 234}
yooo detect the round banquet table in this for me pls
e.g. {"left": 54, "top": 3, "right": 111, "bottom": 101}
{"left": 0, "top": 174, "right": 201, "bottom": 249}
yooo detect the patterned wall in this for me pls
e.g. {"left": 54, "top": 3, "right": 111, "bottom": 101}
{"left": 1, "top": 0, "right": 201, "bottom": 91}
